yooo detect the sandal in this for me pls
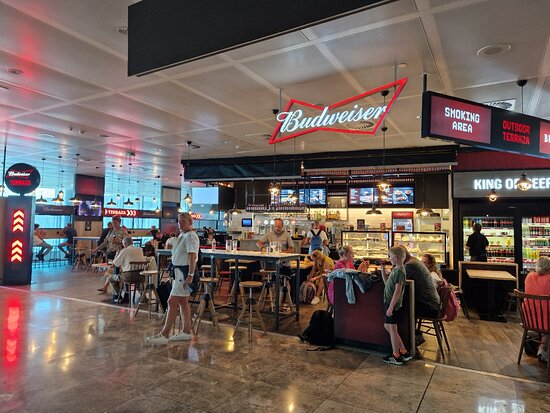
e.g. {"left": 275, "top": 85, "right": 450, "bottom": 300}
{"left": 97, "top": 288, "right": 107, "bottom": 293}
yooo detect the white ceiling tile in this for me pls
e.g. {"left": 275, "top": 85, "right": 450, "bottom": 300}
{"left": 0, "top": 83, "right": 63, "bottom": 110}
{"left": 227, "top": 32, "right": 309, "bottom": 60}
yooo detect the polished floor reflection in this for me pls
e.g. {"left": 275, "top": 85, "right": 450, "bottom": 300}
{"left": 1, "top": 275, "right": 548, "bottom": 412}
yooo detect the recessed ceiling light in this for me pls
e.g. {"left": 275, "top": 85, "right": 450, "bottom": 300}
{"left": 37, "top": 132, "right": 56, "bottom": 139}
{"left": 97, "top": 134, "right": 109, "bottom": 138}
{"left": 223, "top": 140, "right": 229, "bottom": 144}
{"left": 4, "top": 68, "right": 23, "bottom": 75}
{"left": 476, "top": 43, "right": 512, "bottom": 57}
{"left": 157, "top": 148, "right": 163, "bottom": 152}
{"left": 116, "top": 26, "right": 128, "bottom": 35}
{"left": 397, "top": 63, "right": 407, "bottom": 68}
{"left": 235, "top": 145, "right": 240, "bottom": 150}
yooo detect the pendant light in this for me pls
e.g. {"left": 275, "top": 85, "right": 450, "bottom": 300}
{"left": 177, "top": 203, "right": 183, "bottom": 213}
{"left": 152, "top": 175, "right": 160, "bottom": 211}
{"left": 366, "top": 186, "right": 382, "bottom": 215}
{"left": 415, "top": 175, "right": 433, "bottom": 216}
{"left": 269, "top": 141, "right": 280, "bottom": 196}
{"left": 69, "top": 154, "right": 82, "bottom": 204}
{"left": 182, "top": 141, "right": 193, "bottom": 204}
{"left": 134, "top": 179, "right": 140, "bottom": 204}
{"left": 488, "top": 188, "right": 498, "bottom": 202}
{"left": 36, "top": 157, "right": 48, "bottom": 204}
{"left": 155, "top": 206, "right": 160, "bottom": 214}
{"left": 52, "top": 155, "right": 64, "bottom": 203}
{"left": 516, "top": 79, "right": 532, "bottom": 191}
{"left": 209, "top": 206, "right": 215, "bottom": 215}
{"left": 184, "top": 192, "right": 192, "bottom": 204}
{"left": 377, "top": 90, "right": 391, "bottom": 192}
{"left": 124, "top": 161, "right": 134, "bottom": 206}
{"left": 106, "top": 164, "right": 117, "bottom": 206}
{"left": 90, "top": 166, "right": 101, "bottom": 209}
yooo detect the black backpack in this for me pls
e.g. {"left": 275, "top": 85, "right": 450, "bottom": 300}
{"left": 299, "top": 310, "right": 335, "bottom": 349}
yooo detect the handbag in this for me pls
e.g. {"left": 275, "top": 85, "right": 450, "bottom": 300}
{"left": 156, "top": 281, "right": 172, "bottom": 312}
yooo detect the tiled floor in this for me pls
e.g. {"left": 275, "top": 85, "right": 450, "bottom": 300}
{"left": 1, "top": 265, "right": 548, "bottom": 412}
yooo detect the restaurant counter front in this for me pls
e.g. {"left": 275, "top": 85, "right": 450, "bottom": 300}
{"left": 333, "top": 278, "right": 415, "bottom": 355}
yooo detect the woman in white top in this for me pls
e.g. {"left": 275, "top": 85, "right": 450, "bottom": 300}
{"left": 146, "top": 213, "right": 200, "bottom": 345}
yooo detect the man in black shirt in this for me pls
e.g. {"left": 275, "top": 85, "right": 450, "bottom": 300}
{"left": 98, "top": 222, "right": 113, "bottom": 246}
{"left": 58, "top": 223, "right": 77, "bottom": 258}
{"left": 466, "top": 223, "right": 489, "bottom": 262}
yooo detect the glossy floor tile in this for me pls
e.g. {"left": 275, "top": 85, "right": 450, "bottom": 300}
{"left": 1, "top": 266, "right": 548, "bottom": 412}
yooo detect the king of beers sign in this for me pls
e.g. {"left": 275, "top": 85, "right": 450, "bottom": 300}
{"left": 269, "top": 78, "right": 407, "bottom": 144}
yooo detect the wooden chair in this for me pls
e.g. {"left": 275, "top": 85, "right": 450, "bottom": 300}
{"left": 514, "top": 289, "right": 550, "bottom": 372}
{"left": 417, "top": 286, "right": 453, "bottom": 358}
{"left": 119, "top": 261, "right": 150, "bottom": 309}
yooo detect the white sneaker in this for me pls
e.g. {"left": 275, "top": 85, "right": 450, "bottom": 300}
{"left": 169, "top": 331, "right": 192, "bottom": 341}
{"left": 311, "top": 296, "right": 321, "bottom": 305}
{"left": 145, "top": 333, "right": 169, "bottom": 345}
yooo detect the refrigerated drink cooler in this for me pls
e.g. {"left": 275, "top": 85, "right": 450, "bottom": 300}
{"left": 462, "top": 216, "right": 515, "bottom": 263}
{"left": 521, "top": 216, "right": 550, "bottom": 271}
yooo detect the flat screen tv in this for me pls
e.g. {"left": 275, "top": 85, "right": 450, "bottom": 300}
{"left": 349, "top": 186, "right": 414, "bottom": 206}
{"left": 241, "top": 218, "right": 253, "bottom": 227}
{"left": 77, "top": 200, "right": 102, "bottom": 217}
{"left": 299, "top": 188, "right": 326, "bottom": 205}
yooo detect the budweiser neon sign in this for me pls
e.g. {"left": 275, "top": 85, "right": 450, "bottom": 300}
{"left": 7, "top": 170, "right": 32, "bottom": 178}
{"left": 269, "top": 78, "right": 407, "bottom": 144}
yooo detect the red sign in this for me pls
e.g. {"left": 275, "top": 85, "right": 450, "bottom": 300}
{"left": 429, "top": 95, "right": 491, "bottom": 144}
{"left": 540, "top": 121, "right": 550, "bottom": 155}
{"left": 10, "top": 210, "right": 25, "bottom": 262}
{"left": 191, "top": 212, "right": 203, "bottom": 220}
{"left": 392, "top": 211, "right": 413, "bottom": 219}
{"left": 269, "top": 78, "right": 407, "bottom": 144}
{"left": 103, "top": 208, "right": 137, "bottom": 218}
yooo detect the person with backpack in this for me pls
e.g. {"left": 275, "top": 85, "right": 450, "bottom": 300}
{"left": 145, "top": 212, "right": 199, "bottom": 345}
{"left": 302, "top": 220, "right": 329, "bottom": 254}
{"left": 381, "top": 246, "right": 413, "bottom": 365}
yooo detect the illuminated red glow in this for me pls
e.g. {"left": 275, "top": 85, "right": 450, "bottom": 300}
{"left": 10, "top": 210, "right": 25, "bottom": 262}
{"left": 4, "top": 300, "right": 21, "bottom": 365}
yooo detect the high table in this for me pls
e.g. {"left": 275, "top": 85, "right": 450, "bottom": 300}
{"left": 74, "top": 236, "right": 99, "bottom": 263}
{"left": 466, "top": 269, "right": 517, "bottom": 321}
{"left": 202, "top": 249, "right": 302, "bottom": 331}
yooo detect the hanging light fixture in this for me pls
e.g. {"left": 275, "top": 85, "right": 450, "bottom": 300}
{"left": 415, "top": 175, "right": 433, "bottom": 216}
{"left": 106, "top": 164, "right": 117, "bottom": 206}
{"left": 52, "top": 155, "right": 64, "bottom": 203}
{"left": 123, "top": 159, "right": 134, "bottom": 206}
{"left": 366, "top": 187, "right": 382, "bottom": 215}
{"left": 181, "top": 141, "right": 194, "bottom": 204}
{"left": 488, "top": 188, "right": 498, "bottom": 202}
{"left": 377, "top": 90, "right": 391, "bottom": 192}
{"left": 36, "top": 157, "right": 48, "bottom": 204}
{"left": 177, "top": 203, "right": 183, "bottom": 213}
{"left": 123, "top": 198, "right": 134, "bottom": 206}
{"left": 184, "top": 192, "right": 192, "bottom": 204}
{"left": 209, "top": 206, "right": 215, "bottom": 215}
{"left": 69, "top": 154, "right": 82, "bottom": 204}
{"left": 515, "top": 79, "right": 532, "bottom": 191}
{"left": 155, "top": 206, "right": 160, "bottom": 214}
{"left": 90, "top": 166, "right": 101, "bottom": 208}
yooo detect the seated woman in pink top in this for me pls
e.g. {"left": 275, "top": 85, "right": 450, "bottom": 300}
{"left": 328, "top": 245, "right": 355, "bottom": 305}
{"left": 524, "top": 256, "right": 550, "bottom": 363}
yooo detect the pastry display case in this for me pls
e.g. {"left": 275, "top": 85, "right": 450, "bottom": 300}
{"left": 341, "top": 230, "right": 390, "bottom": 260}
{"left": 393, "top": 231, "right": 447, "bottom": 266}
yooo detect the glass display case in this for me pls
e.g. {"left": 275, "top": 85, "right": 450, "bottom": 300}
{"left": 393, "top": 231, "right": 447, "bottom": 266}
{"left": 341, "top": 230, "right": 390, "bottom": 260}
{"left": 462, "top": 216, "right": 515, "bottom": 263}
{"left": 521, "top": 216, "right": 550, "bottom": 271}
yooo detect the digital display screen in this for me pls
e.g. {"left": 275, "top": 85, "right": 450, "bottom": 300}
{"left": 300, "top": 188, "right": 326, "bottom": 205}
{"left": 349, "top": 187, "right": 414, "bottom": 206}
{"left": 280, "top": 188, "right": 296, "bottom": 203}
{"left": 241, "top": 218, "right": 253, "bottom": 227}
{"left": 422, "top": 91, "right": 550, "bottom": 159}
{"left": 77, "top": 200, "right": 102, "bottom": 217}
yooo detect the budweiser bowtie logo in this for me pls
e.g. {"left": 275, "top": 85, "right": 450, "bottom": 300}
{"left": 269, "top": 78, "right": 407, "bottom": 144}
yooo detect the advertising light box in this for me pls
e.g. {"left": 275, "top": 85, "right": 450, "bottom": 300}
{"left": 422, "top": 91, "right": 550, "bottom": 159}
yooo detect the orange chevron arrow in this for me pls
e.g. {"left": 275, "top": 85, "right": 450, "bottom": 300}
{"left": 12, "top": 240, "right": 22, "bottom": 248}
{"left": 13, "top": 210, "right": 24, "bottom": 218}
{"left": 12, "top": 224, "right": 24, "bottom": 232}
{"left": 11, "top": 247, "right": 22, "bottom": 255}
{"left": 11, "top": 253, "right": 22, "bottom": 262}
{"left": 13, "top": 217, "right": 24, "bottom": 225}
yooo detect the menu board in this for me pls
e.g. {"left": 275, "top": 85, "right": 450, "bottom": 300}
{"left": 349, "top": 187, "right": 414, "bottom": 206}
{"left": 422, "top": 91, "right": 550, "bottom": 159}
{"left": 299, "top": 188, "right": 326, "bottom": 205}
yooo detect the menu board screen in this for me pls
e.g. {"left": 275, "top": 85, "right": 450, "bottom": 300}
{"left": 349, "top": 187, "right": 414, "bottom": 206}
{"left": 299, "top": 188, "right": 326, "bottom": 205}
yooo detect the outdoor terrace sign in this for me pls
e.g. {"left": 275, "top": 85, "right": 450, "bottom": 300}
{"left": 269, "top": 78, "right": 407, "bottom": 144}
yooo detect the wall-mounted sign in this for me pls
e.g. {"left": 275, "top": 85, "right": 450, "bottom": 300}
{"left": 103, "top": 208, "right": 160, "bottom": 218}
{"left": 454, "top": 170, "right": 550, "bottom": 198}
{"left": 36, "top": 204, "right": 75, "bottom": 216}
{"left": 190, "top": 212, "right": 203, "bottom": 220}
{"left": 270, "top": 78, "right": 407, "bottom": 144}
{"left": 422, "top": 91, "right": 550, "bottom": 159}
{"left": 5, "top": 163, "right": 40, "bottom": 195}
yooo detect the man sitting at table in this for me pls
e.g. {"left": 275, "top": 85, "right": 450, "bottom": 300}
{"left": 257, "top": 218, "right": 294, "bottom": 274}
{"left": 93, "top": 216, "right": 128, "bottom": 260}
{"left": 98, "top": 236, "right": 145, "bottom": 298}
{"left": 58, "top": 223, "right": 77, "bottom": 259}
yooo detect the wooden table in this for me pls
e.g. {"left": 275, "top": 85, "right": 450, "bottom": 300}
{"left": 202, "top": 249, "right": 302, "bottom": 330}
{"left": 224, "top": 259, "right": 257, "bottom": 264}
{"left": 466, "top": 269, "right": 517, "bottom": 321}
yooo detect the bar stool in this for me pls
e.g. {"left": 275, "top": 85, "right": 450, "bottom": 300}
{"left": 192, "top": 277, "right": 221, "bottom": 335}
{"left": 233, "top": 281, "right": 267, "bottom": 341}
{"left": 216, "top": 270, "right": 232, "bottom": 294}
{"left": 138, "top": 270, "right": 161, "bottom": 319}
{"left": 228, "top": 265, "right": 248, "bottom": 306}
{"left": 505, "top": 291, "right": 520, "bottom": 321}
{"left": 72, "top": 248, "right": 87, "bottom": 272}
{"left": 279, "top": 273, "right": 295, "bottom": 313}
{"left": 258, "top": 270, "right": 276, "bottom": 312}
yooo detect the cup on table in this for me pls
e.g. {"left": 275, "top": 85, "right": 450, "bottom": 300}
{"left": 231, "top": 240, "right": 238, "bottom": 252}
{"left": 226, "top": 240, "right": 231, "bottom": 251}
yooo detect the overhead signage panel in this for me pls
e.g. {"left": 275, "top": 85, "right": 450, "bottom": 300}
{"left": 270, "top": 78, "right": 407, "bottom": 144}
{"left": 5, "top": 163, "right": 40, "bottom": 195}
{"left": 103, "top": 208, "right": 160, "bottom": 218}
{"left": 454, "top": 170, "right": 550, "bottom": 198}
{"left": 422, "top": 91, "right": 550, "bottom": 159}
